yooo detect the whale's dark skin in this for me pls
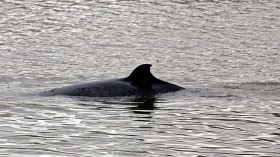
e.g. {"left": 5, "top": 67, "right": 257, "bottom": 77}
{"left": 40, "top": 64, "right": 184, "bottom": 97}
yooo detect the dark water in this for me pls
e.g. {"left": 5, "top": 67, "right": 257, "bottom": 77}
{"left": 0, "top": 0, "right": 280, "bottom": 156}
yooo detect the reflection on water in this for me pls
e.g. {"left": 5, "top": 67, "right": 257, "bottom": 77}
{"left": 129, "top": 96, "right": 156, "bottom": 114}
{"left": 77, "top": 95, "right": 156, "bottom": 115}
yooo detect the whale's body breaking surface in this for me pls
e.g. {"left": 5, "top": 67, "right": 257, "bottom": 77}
{"left": 40, "top": 64, "right": 184, "bottom": 97}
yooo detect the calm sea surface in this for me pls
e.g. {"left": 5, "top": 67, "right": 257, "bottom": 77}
{"left": 0, "top": 0, "right": 280, "bottom": 156}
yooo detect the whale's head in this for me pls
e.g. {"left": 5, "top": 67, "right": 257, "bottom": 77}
{"left": 126, "top": 64, "right": 157, "bottom": 88}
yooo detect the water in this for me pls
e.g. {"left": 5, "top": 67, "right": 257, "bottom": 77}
{"left": 0, "top": 0, "right": 280, "bottom": 156}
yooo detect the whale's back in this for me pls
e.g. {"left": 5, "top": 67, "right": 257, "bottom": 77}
{"left": 39, "top": 64, "right": 185, "bottom": 97}
{"left": 40, "top": 79, "right": 145, "bottom": 97}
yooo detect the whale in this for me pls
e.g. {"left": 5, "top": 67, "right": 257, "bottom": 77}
{"left": 39, "top": 64, "right": 184, "bottom": 97}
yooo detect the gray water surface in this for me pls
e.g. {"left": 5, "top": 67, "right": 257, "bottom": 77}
{"left": 0, "top": 0, "right": 280, "bottom": 156}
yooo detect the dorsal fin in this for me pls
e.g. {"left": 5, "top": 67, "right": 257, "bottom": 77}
{"left": 126, "top": 64, "right": 157, "bottom": 88}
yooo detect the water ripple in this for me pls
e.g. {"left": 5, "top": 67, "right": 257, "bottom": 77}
{"left": 1, "top": 0, "right": 280, "bottom": 156}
